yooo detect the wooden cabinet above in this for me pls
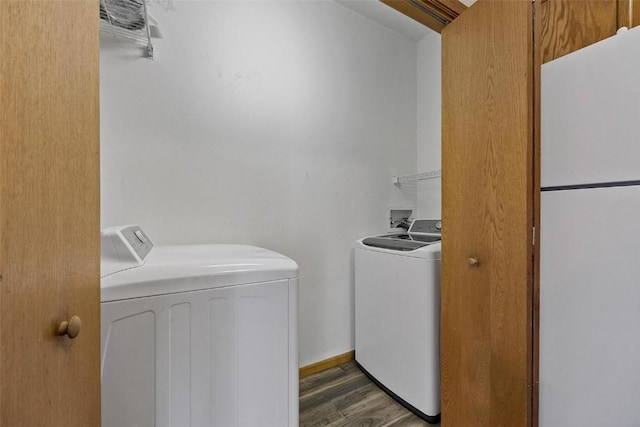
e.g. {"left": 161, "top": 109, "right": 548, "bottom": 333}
{"left": 541, "top": 0, "right": 640, "bottom": 63}
{"left": 382, "top": 0, "right": 639, "bottom": 62}
{"left": 541, "top": 0, "right": 618, "bottom": 63}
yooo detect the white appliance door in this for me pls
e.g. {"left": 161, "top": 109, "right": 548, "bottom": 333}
{"left": 541, "top": 26, "right": 640, "bottom": 188}
{"left": 540, "top": 186, "right": 640, "bottom": 427}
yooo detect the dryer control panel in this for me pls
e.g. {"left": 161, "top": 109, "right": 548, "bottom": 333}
{"left": 101, "top": 225, "right": 153, "bottom": 278}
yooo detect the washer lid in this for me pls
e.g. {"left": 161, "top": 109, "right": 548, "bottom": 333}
{"left": 356, "top": 239, "right": 441, "bottom": 259}
{"left": 101, "top": 244, "right": 299, "bottom": 302}
{"left": 362, "top": 237, "right": 431, "bottom": 251}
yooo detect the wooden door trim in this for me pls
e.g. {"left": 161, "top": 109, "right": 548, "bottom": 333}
{"left": 618, "top": 0, "right": 632, "bottom": 27}
{"left": 618, "top": 0, "right": 640, "bottom": 28}
{"left": 532, "top": 0, "right": 542, "bottom": 425}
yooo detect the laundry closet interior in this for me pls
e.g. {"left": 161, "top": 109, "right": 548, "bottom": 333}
{"left": 1, "top": 0, "right": 639, "bottom": 426}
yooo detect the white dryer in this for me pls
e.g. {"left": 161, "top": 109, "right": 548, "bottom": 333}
{"left": 100, "top": 225, "right": 299, "bottom": 427}
{"left": 355, "top": 219, "right": 441, "bottom": 423}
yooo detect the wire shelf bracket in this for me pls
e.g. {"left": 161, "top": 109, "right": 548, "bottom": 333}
{"left": 100, "top": 0, "right": 158, "bottom": 59}
{"left": 393, "top": 169, "right": 442, "bottom": 185}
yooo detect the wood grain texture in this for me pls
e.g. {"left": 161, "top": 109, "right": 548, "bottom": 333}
{"left": 618, "top": 0, "right": 640, "bottom": 28}
{"left": 380, "top": 0, "right": 467, "bottom": 33}
{"left": 413, "top": 0, "right": 467, "bottom": 21}
{"left": 300, "top": 362, "right": 432, "bottom": 427}
{"left": 300, "top": 351, "right": 355, "bottom": 378}
{"left": 0, "top": 1, "right": 100, "bottom": 426}
{"left": 541, "top": 0, "right": 617, "bottom": 63}
{"left": 441, "top": 0, "right": 534, "bottom": 425}
{"left": 382, "top": 0, "right": 447, "bottom": 32}
{"left": 618, "top": 0, "right": 632, "bottom": 27}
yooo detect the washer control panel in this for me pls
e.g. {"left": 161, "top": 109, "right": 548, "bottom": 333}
{"left": 408, "top": 219, "right": 442, "bottom": 235}
{"left": 101, "top": 225, "right": 154, "bottom": 278}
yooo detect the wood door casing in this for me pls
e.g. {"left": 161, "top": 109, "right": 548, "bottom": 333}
{"left": 618, "top": 0, "right": 640, "bottom": 29}
{"left": 0, "top": 1, "right": 100, "bottom": 426}
{"left": 532, "top": 0, "right": 543, "bottom": 425}
{"left": 441, "top": 0, "right": 534, "bottom": 426}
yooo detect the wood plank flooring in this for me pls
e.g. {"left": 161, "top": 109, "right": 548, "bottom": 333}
{"left": 300, "top": 362, "right": 438, "bottom": 427}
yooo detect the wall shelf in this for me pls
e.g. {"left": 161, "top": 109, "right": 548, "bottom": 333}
{"left": 100, "top": 0, "right": 155, "bottom": 59}
{"left": 393, "top": 169, "right": 441, "bottom": 185}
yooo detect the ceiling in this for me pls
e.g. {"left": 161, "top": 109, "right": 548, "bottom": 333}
{"left": 335, "top": 0, "right": 433, "bottom": 42}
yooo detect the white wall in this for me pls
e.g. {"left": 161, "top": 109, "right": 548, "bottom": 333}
{"left": 416, "top": 33, "right": 441, "bottom": 218}
{"left": 100, "top": 0, "right": 417, "bottom": 366}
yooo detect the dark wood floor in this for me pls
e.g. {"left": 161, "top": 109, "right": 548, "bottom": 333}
{"left": 300, "top": 362, "right": 439, "bottom": 427}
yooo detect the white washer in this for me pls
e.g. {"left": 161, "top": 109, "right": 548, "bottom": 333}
{"left": 355, "top": 219, "right": 441, "bottom": 423}
{"left": 100, "top": 225, "right": 299, "bottom": 427}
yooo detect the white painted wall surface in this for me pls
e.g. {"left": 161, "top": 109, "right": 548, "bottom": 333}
{"left": 416, "top": 33, "right": 441, "bottom": 219}
{"left": 100, "top": 0, "right": 417, "bottom": 366}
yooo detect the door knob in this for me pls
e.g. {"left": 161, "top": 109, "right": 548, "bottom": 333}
{"left": 58, "top": 315, "right": 82, "bottom": 339}
{"left": 467, "top": 257, "right": 479, "bottom": 267}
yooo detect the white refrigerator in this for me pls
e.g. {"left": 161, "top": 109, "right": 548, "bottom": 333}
{"left": 540, "top": 26, "right": 640, "bottom": 426}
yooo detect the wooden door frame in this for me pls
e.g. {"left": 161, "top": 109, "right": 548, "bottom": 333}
{"left": 533, "top": 0, "right": 542, "bottom": 425}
